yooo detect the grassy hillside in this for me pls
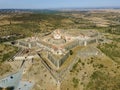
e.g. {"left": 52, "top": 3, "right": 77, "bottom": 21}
{"left": 0, "top": 44, "right": 18, "bottom": 62}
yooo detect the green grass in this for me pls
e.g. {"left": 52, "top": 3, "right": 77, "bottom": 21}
{"left": 0, "top": 44, "right": 18, "bottom": 62}
{"left": 85, "top": 70, "right": 120, "bottom": 90}
{"left": 97, "top": 42, "right": 120, "bottom": 64}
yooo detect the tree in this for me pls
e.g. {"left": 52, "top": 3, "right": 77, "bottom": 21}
{"left": 70, "top": 50, "right": 73, "bottom": 55}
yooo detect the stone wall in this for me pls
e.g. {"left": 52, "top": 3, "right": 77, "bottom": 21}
{"left": 79, "top": 40, "right": 85, "bottom": 46}
{"left": 87, "top": 38, "right": 97, "bottom": 44}
{"left": 18, "top": 41, "right": 29, "bottom": 47}
{"left": 59, "top": 52, "right": 70, "bottom": 67}
{"left": 48, "top": 52, "right": 70, "bottom": 68}
{"left": 65, "top": 40, "right": 79, "bottom": 50}
{"left": 18, "top": 41, "right": 37, "bottom": 48}
{"left": 48, "top": 53, "right": 58, "bottom": 67}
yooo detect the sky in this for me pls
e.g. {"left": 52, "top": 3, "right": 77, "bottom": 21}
{"left": 0, "top": 0, "right": 120, "bottom": 9}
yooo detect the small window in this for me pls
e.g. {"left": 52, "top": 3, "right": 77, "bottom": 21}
{"left": 10, "top": 76, "right": 13, "bottom": 79}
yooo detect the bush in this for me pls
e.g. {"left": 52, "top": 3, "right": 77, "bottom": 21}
{"left": 72, "top": 77, "right": 79, "bottom": 88}
{"left": 70, "top": 50, "right": 73, "bottom": 55}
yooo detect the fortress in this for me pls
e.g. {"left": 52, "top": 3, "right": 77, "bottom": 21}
{"left": 17, "top": 29, "right": 100, "bottom": 69}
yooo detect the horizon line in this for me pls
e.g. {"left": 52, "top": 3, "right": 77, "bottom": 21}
{"left": 0, "top": 6, "right": 120, "bottom": 10}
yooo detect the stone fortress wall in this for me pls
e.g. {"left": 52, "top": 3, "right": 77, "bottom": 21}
{"left": 59, "top": 51, "right": 70, "bottom": 67}
{"left": 48, "top": 53, "right": 58, "bottom": 67}
{"left": 47, "top": 38, "right": 97, "bottom": 68}
{"left": 17, "top": 29, "right": 99, "bottom": 50}
{"left": 16, "top": 29, "right": 100, "bottom": 69}
{"left": 17, "top": 40, "right": 37, "bottom": 48}
{"left": 48, "top": 51, "right": 70, "bottom": 68}
{"left": 64, "top": 40, "right": 79, "bottom": 50}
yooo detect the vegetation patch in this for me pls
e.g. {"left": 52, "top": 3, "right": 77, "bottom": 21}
{"left": 70, "top": 58, "right": 81, "bottom": 72}
{"left": 85, "top": 70, "right": 120, "bottom": 90}
{"left": 72, "top": 77, "right": 79, "bottom": 88}
{"left": 97, "top": 42, "right": 120, "bottom": 64}
{"left": 0, "top": 44, "right": 18, "bottom": 62}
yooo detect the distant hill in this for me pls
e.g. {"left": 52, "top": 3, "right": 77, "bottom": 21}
{"left": 0, "top": 9, "right": 59, "bottom": 14}
{"left": 0, "top": 7, "right": 120, "bottom": 14}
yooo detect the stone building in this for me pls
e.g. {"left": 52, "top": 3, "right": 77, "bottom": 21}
{"left": 16, "top": 29, "right": 100, "bottom": 69}
{"left": 48, "top": 51, "right": 70, "bottom": 69}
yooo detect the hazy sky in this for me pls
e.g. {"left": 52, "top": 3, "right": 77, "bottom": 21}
{"left": 0, "top": 0, "right": 120, "bottom": 9}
